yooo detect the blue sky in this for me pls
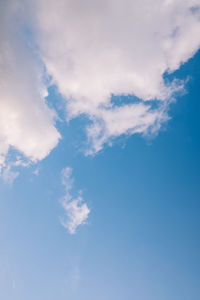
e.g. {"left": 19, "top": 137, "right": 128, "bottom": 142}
{"left": 0, "top": 1, "right": 200, "bottom": 299}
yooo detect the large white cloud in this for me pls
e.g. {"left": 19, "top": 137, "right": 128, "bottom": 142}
{"left": 1, "top": 0, "right": 200, "bottom": 168}
{"left": 33, "top": 0, "right": 200, "bottom": 153}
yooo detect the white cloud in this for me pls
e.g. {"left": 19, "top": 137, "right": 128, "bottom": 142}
{"left": 0, "top": 1, "right": 60, "bottom": 173}
{"left": 0, "top": 0, "right": 200, "bottom": 169}
{"left": 33, "top": 0, "right": 200, "bottom": 153}
{"left": 60, "top": 167, "right": 90, "bottom": 234}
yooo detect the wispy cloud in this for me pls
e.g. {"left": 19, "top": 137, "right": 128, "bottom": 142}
{"left": 1, "top": 157, "right": 30, "bottom": 185}
{"left": 2, "top": 165, "right": 19, "bottom": 185}
{"left": 60, "top": 167, "right": 90, "bottom": 234}
{"left": 33, "top": 168, "right": 40, "bottom": 176}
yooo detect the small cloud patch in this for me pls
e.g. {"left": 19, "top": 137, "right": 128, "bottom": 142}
{"left": 60, "top": 167, "right": 90, "bottom": 234}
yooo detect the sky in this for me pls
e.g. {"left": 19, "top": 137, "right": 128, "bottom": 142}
{"left": 0, "top": 0, "right": 200, "bottom": 299}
